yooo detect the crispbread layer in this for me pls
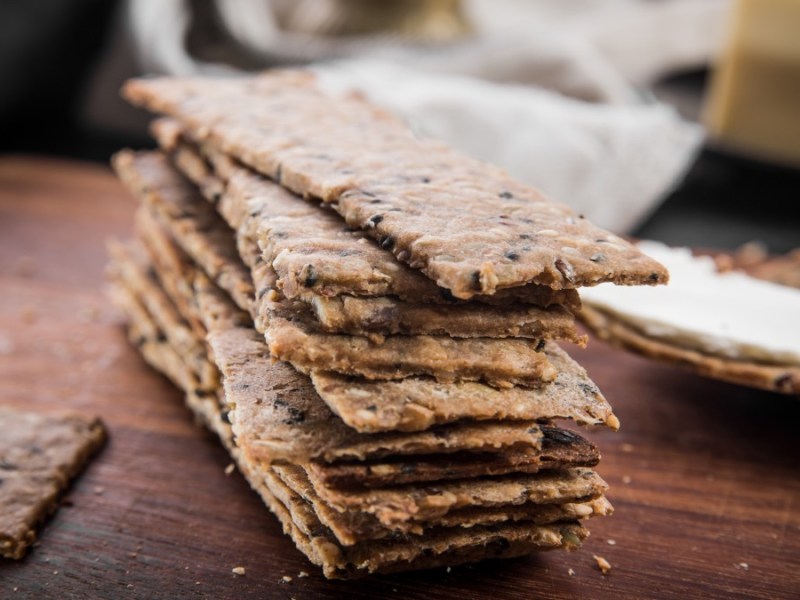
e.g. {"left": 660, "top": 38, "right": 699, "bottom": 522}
{"left": 310, "top": 346, "right": 616, "bottom": 433}
{"left": 124, "top": 73, "right": 668, "bottom": 298}
{"left": 306, "top": 426, "right": 599, "bottom": 489}
{"left": 152, "top": 118, "right": 584, "bottom": 310}
{"left": 107, "top": 238, "right": 217, "bottom": 392}
{"left": 113, "top": 150, "right": 254, "bottom": 314}
{"left": 109, "top": 249, "right": 599, "bottom": 578}
{"left": 0, "top": 407, "right": 106, "bottom": 560}
{"left": 302, "top": 465, "right": 607, "bottom": 528}
{"left": 265, "top": 299, "right": 557, "bottom": 387}
{"left": 270, "top": 462, "right": 610, "bottom": 545}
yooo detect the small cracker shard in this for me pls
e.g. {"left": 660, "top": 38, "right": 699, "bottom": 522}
{"left": 0, "top": 406, "right": 106, "bottom": 559}
{"left": 231, "top": 566, "right": 246, "bottom": 576}
{"left": 593, "top": 554, "right": 612, "bottom": 575}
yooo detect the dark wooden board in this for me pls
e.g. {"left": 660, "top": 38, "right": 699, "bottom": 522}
{"left": 1, "top": 156, "right": 798, "bottom": 599}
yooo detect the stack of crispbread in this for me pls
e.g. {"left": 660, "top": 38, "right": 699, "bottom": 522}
{"left": 106, "top": 71, "right": 667, "bottom": 578}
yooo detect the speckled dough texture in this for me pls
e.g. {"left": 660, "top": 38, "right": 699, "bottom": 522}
{"left": 265, "top": 299, "right": 558, "bottom": 387}
{"left": 303, "top": 465, "right": 606, "bottom": 528}
{"left": 108, "top": 239, "right": 605, "bottom": 579}
{"left": 306, "top": 426, "right": 599, "bottom": 488}
{"left": 114, "top": 156, "right": 619, "bottom": 432}
{"left": 155, "top": 128, "right": 588, "bottom": 347}
{"left": 152, "top": 118, "right": 584, "bottom": 310}
{"left": 124, "top": 72, "right": 668, "bottom": 298}
{"left": 310, "top": 345, "right": 617, "bottom": 433}
{"left": 271, "top": 463, "right": 611, "bottom": 545}
{"left": 193, "top": 273, "right": 546, "bottom": 463}
{"left": 580, "top": 303, "right": 800, "bottom": 395}
{"left": 113, "top": 150, "right": 254, "bottom": 314}
{"left": 0, "top": 407, "right": 106, "bottom": 559}
{"left": 259, "top": 463, "right": 589, "bottom": 578}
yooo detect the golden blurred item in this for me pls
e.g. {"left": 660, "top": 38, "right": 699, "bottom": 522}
{"left": 281, "top": 0, "right": 471, "bottom": 41}
{"left": 705, "top": 0, "right": 800, "bottom": 166}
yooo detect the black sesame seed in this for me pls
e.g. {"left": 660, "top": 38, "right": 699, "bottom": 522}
{"left": 368, "top": 214, "right": 384, "bottom": 226}
{"left": 471, "top": 270, "right": 482, "bottom": 290}
{"left": 282, "top": 406, "right": 306, "bottom": 425}
{"left": 543, "top": 427, "right": 581, "bottom": 445}
{"left": 499, "top": 191, "right": 514, "bottom": 199}
{"left": 649, "top": 272, "right": 660, "bottom": 282}
{"left": 519, "top": 233, "right": 532, "bottom": 240}
{"left": 505, "top": 251, "right": 520, "bottom": 261}
{"left": 380, "top": 236, "right": 395, "bottom": 250}
{"left": 535, "top": 339, "right": 546, "bottom": 352}
{"left": 302, "top": 265, "right": 318, "bottom": 287}
{"left": 555, "top": 258, "right": 576, "bottom": 283}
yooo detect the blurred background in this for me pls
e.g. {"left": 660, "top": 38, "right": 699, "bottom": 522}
{"left": 0, "top": 0, "right": 798, "bottom": 251}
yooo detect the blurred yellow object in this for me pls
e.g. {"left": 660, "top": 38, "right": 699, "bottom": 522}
{"left": 283, "top": 0, "right": 471, "bottom": 41}
{"left": 705, "top": 0, "right": 800, "bottom": 166}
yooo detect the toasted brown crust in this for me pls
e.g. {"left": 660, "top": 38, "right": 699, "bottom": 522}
{"left": 307, "top": 426, "right": 599, "bottom": 488}
{"left": 125, "top": 75, "right": 667, "bottom": 298}
{"left": 310, "top": 347, "right": 617, "bottom": 433}
{"left": 265, "top": 298, "right": 558, "bottom": 387}
{"left": 108, "top": 245, "right": 599, "bottom": 579}
{"left": 0, "top": 407, "right": 106, "bottom": 559}
{"left": 302, "top": 465, "right": 606, "bottom": 528}
{"left": 113, "top": 150, "right": 254, "bottom": 314}
{"left": 271, "top": 462, "right": 610, "bottom": 545}
{"left": 579, "top": 303, "right": 800, "bottom": 395}
{"left": 152, "top": 118, "right": 585, "bottom": 311}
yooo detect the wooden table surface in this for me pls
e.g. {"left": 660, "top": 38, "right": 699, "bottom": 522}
{"left": 1, "top": 156, "right": 798, "bottom": 600}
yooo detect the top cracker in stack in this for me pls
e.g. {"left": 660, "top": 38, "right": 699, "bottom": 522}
{"left": 110, "top": 69, "right": 667, "bottom": 577}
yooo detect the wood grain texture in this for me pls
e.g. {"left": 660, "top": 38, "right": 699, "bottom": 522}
{"left": 0, "top": 156, "right": 798, "bottom": 599}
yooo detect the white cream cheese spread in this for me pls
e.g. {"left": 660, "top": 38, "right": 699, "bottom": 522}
{"left": 580, "top": 241, "right": 800, "bottom": 366}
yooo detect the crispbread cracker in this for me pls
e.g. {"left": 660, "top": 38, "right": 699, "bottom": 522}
{"left": 110, "top": 279, "right": 233, "bottom": 447}
{"left": 308, "top": 294, "right": 583, "bottom": 341}
{"left": 266, "top": 299, "right": 557, "bottom": 387}
{"left": 116, "top": 313, "right": 590, "bottom": 579}
{"left": 310, "top": 346, "right": 617, "bottom": 433}
{"left": 271, "top": 463, "right": 610, "bottom": 545}
{"left": 133, "top": 207, "right": 207, "bottom": 339}
{"left": 119, "top": 150, "right": 572, "bottom": 386}
{"left": 156, "top": 132, "right": 587, "bottom": 341}
{"left": 302, "top": 465, "right": 606, "bottom": 527}
{"left": 260, "top": 464, "right": 589, "bottom": 578}
{"left": 110, "top": 251, "right": 597, "bottom": 578}
{"left": 153, "top": 118, "right": 585, "bottom": 311}
{"left": 194, "top": 273, "right": 546, "bottom": 463}
{"left": 111, "top": 237, "right": 547, "bottom": 463}
{"left": 113, "top": 150, "right": 254, "bottom": 314}
{"left": 124, "top": 73, "right": 668, "bottom": 297}
{"left": 0, "top": 407, "right": 106, "bottom": 559}
{"left": 306, "top": 426, "right": 599, "bottom": 488}
{"left": 107, "top": 238, "right": 217, "bottom": 392}
{"left": 120, "top": 152, "right": 617, "bottom": 428}
{"left": 580, "top": 303, "right": 800, "bottom": 394}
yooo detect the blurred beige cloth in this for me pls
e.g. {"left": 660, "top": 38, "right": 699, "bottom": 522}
{"left": 124, "top": 0, "right": 715, "bottom": 232}
{"left": 128, "top": 0, "right": 729, "bottom": 103}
